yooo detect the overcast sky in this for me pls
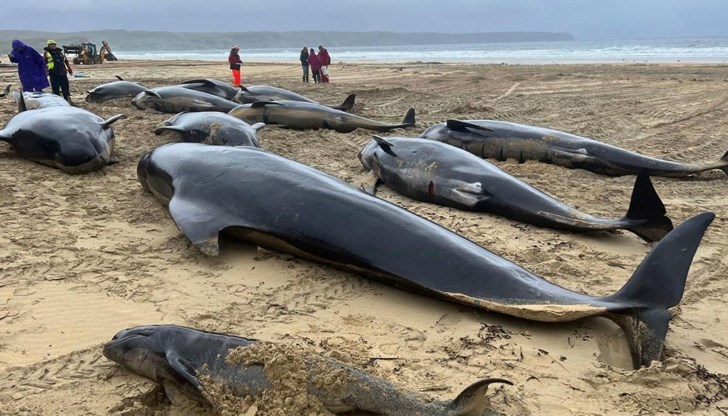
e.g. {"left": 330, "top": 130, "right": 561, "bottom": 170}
{"left": 3, "top": 0, "right": 728, "bottom": 41}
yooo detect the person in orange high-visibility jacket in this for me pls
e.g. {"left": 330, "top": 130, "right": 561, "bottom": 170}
{"left": 228, "top": 46, "right": 243, "bottom": 87}
{"left": 43, "top": 40, "right": 73, "bottom": 102}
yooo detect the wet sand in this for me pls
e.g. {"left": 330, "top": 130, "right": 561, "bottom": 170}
{"left": 1, "top": 60, "right": 727, "bottom": 415}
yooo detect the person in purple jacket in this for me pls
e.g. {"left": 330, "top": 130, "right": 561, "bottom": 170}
{"left": 308, "top": 48, "right": 322, "bottom": 84}
{"left": 7, "top": 39, "right": 50, "bottom": 92}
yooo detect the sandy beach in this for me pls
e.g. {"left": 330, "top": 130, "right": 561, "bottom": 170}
{"left": 1, "top": 59, "right": 728, "bottom": 415}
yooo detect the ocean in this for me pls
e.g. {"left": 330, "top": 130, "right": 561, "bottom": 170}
{"left": 115, "top": 37, "right": 728, "bottom": 64}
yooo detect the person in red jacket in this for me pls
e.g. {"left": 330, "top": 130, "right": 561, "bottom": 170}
{"left": 228, "top": 46, "right": 243, "bottom": 87}
{"left": 308, "top": 48, "right": 321, "bottom": 84}
{"left": 318, "top": 45, "right": 331, "bottom": 83}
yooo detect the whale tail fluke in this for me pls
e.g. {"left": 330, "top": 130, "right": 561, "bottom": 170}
{"left": 446, "top": 378, "right": 513, "bottom": 416}
{"left": 605, "top": 212, "right": 714, "bottom": 368}
{"left": 623, "top": 169, "right": 674, "bottom": 242}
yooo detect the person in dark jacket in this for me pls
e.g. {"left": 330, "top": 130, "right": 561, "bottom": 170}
{"left": 299, "top": 47, "right": 309, "bottom": 83}
{"left": 318, "top": 45, "right": 331, "bottom": 83}
{"left": 308, "top": 48, "right": 321, "bottom": 84}
{"left": 228, "top": 46, "right": 243, "bottom": 87}
{"left": 43, "top": 40, "right": 73, "bottom": 102}
{"left": 8, "top": 39, "right": 50, "bottom": 92}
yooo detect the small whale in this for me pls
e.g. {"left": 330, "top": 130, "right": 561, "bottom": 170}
{"left": 104, "top": 324, "right": 512, "bottom": 415}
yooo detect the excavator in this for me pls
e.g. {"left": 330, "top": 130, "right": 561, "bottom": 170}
{"left": 63, "top": 40, "right": 117, "bottom": 65}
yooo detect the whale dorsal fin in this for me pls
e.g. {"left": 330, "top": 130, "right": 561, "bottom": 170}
{"left": 115, "top": 75, "right": 124, "bottom": 81}
{"left": 251, "top": 101, "right": 283, "bottom": 108}
{"left": 372, "top": 135, "right": 397, "bottom": 157}
{"left": 0, "top": 84, "right": 11, "bottom": 98}
{"left": 446, "top": 120, "right": 494, "bottom": 133}
{"left": 181, "top": 79, "right": 217, "bottom": 87}
{"left": 251, "top": 122, "right": 265, "bottom": 131}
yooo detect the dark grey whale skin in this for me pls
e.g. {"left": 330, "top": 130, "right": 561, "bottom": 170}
{"left": 421, "top": 119, "right": 728, "bottom": 178}
{"left": 85, "top": 80, "right": 148, "bottom": 103}
{"left": 155, "top": 111, "right": 263, "bottom": 147}
{"left": 132, "top": 87, "right": 240, "bottom": 113}
{"left": 233, "top": 85, "right": 356, "bottom": 112}
{"left": 358, "top": 137, "right": 673, "bottom": 242}
{"left": 0, "top": 96, "right": 125, "bottom": 174}
{"left": 103, "top": 324, "right": 510, "bottom": 415}
{"left": 136, "top": 143, "right": 714, "bottom": 368}
{"left": 228, "top": 100, "right": 414, "bottom": 133}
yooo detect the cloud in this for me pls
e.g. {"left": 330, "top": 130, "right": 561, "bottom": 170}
{"left": 3, "top": 0, "right": 728, "bottom": 40}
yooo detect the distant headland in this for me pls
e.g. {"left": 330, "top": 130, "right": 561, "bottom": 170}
{"left": 0, "top": 30, "right": 574, "bottom": 51}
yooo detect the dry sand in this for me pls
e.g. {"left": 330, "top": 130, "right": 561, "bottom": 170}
{"left": 1, "top": 59, "right": 728, "bottom": 415}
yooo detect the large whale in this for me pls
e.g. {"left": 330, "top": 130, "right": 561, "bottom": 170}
{"left": 0, "top": 93, "right": 126, "bottom": 174}
{"left": 85, "top": 76, "right": 148, "bottom": 103}
{"left": 228, "top": 101, "right": 414, "bottom": 133}
{"left": 421, "top": 120, "right": 728, "bottom": 178}
{"left": 103, "top": 324, "right": 511, "bottom": 415}
{"left": 234, "top": 85, "right": 356, "bottom": 112}
{"left": 132, "top": 87, "right": 239, "bottom": 113}
{"left": 359, "top": 137, "right": 673, "bottom": 242}
{"left": 137, "top": 143, "right": 714, "bottom": 368}
{"left": 155, "top": 111, "right": 263, "bottom": 147}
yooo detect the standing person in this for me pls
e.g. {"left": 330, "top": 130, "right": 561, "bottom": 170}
{"left": 228, "top": 46, "right": 243, "bottom": 87}
{"left": 308, "top": 48, "right": 321, "bottom": 84}
{"left": 43, "top": 40, "right": 73, "bottom": 102}
{"left": 318, "top": 45, "right": 331, "bottom": 83}
{"left": 7, "top": 39, "right": 50, "bottom": 92}
{"left": 299, "top": 47, "right": 310, "bottom": 83}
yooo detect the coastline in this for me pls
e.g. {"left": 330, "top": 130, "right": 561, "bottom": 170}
{"left": 1, "top": 60, "right": 727, "bottom": 415}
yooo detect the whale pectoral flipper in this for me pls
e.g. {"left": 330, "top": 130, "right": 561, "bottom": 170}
{"left": 453, "top": 181, "right": 487, "bottom": 207}
{"left": 169, "top": 195, "right": 234, "bottom": 257}
{"left": 447, "top": 378, "right": 513, "bottom": 415}
{"left": 166, "top": 350, "right": 201, "bottom": 388}
{"left": 605, "top": 212, "right": 714, "bottom": 367}
{"left": 164, "top": 350, "right": 207, "bottom": 404}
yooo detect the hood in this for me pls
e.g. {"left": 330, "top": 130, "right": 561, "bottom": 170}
{"left": 12, "top": 39, "right": 26, "bottom": 50}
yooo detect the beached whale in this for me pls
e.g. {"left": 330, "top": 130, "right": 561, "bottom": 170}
{"left": 137, "top": 143, "right": 714, "bottom": 368}
{"left": 85, "top": 76, "right": 148, "bottom": 102}
{"left": 0, "top": 93, "right": 125, "bottom": 174}
{"left": 19, "top": 91, "right": 69, "bottom": 110}
{"left": 104, "top": 324, "right": 511, "bottom": 415}
{"left": 359, "top": 136, "right": 673, "bottom": 242}
{"left": 234, "top": 85, "right": 356, "bottom": 112}
{"left": 421, "top": 120, "right": 728, "bottom": 178}
{"left": 228, "top": 101, "right": 414, "bottom": 132}
{"left": 132, "top": 87, "right": 239, "bottom": 113}
{"left": 155, "top": 111, "right": 263, "bottom": 147}
{"left": 178, "top": 79, "right": 239, "bottom": 100}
